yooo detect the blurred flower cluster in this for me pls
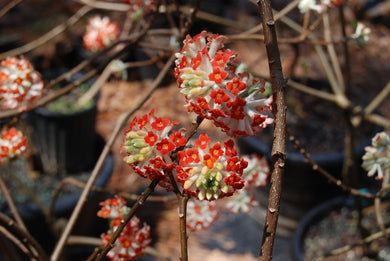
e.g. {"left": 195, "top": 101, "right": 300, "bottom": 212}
{"left": 0, "top": 127, "right": 27, "bottom": 164}
{"left": 362, "top": 131, "right": 390, "bottom": 181}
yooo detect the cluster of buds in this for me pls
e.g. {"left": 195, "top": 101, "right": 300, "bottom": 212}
{"left": 98, "top": 196, "right": 151, "bottom": 260}
{"left": 0, "top": 127, "right": 27, "bottom": 164}
{"left": 83, "top": 15, "right": 120, "bottom": 52}
{"left": 362, "top": 132, "right": 390, "bottom": 181}
{"left": 351, "top": 22, "right": 371, "bottom": 46}
{"left": 225, "top": 154, "right": 269, "bottom": 214}
{"left": 176, "top": 134, "right": 247, "bottom": 200}
{"left": 186, "top": 200, "right": 218, "bottom": 231}
{"left": 0, "top": 56, "right": 44, "bottom": 111}
{"left": 120, "top": 109, "right": 185, "bottom": 191}
{"left": 298, "top": 0, "right": 342, "bottom": 13}
{"left": 174, "top": 31, "right": 273, "bottom": 138}
{"left": 120, "top": 0, "right": 156, "bottom": 21}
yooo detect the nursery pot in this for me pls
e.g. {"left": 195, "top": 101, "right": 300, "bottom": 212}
{"left": 237, "top": 78, "right": 379, "bottom": 222}
{"left": 24, "top": 70, "right": 98, "bottom": 174}
{"left": 293, "top": 196, "right": 390, "bottom": 261}
{"left": 0, "top": 134, "right": 114, "bottom": 256}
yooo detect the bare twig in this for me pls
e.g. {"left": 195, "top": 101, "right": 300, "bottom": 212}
{"left": 0, "top": 212, "right": 48, "bottom": 261}
{"left": 0, "top": 171, "right": 27, "bottom": 231}
{"left": 0, "top": 0, "right": 22, "bottom": 19}
{"left": 0, "top": 5, "right": 92, "bottom": 60}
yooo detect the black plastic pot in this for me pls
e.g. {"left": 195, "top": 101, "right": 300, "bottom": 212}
{"left": 292, "top": 196, "right": 354, "bottom": 261}
{"left": 237, "top": 78, "right": 379, "bottom": 221}
{"left": 25, "top": 70, "right": 98, "bottom": 174}
{"left": 0, "top": 134, "right": 114, "bottom": 255}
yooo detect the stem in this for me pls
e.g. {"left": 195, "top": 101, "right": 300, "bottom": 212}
{"left": 257, "top": 1, "right": 287, "bottom": 261}
{"left": 0, "top": 172, "right": 27, "bottom": 232}
{"left": 179, "top": 195, "right": 189, "bottom": 261}
{"left": 0, "top": 5, "right": 92, "bottom": 60}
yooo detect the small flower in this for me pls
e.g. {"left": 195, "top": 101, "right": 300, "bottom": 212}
{"left": 120, "top": 109, "right": 181, "bottom": 191}
{"left": 225, "top": 190, "right": 258, "bottom": 214}
{"left": 0, "top": 127, "right": 27, "bottom": 163}
{"left": 110, "top": 60, "right": 128, "bottom": 80}
{"left": 98, "top": 196, "right": 151, "bottom": 261}
{"left": 362, "top": 132, "right": 390, "bottom": 180}
{"left": 298, "top": 0, "right": 323, "bottom": 13}
{"left": 241, "top": 154, "right": 270, "bottom": 188}
{"left": 175, "top": 31, "right": 273, "bottom": 138}
{"left": 97, "top": 195, "right": 129, "bottom": 219}
{"left": 186, "top": 200, "right": 218, "bottom": 231}
{"left": 176, "top": 134, "right": 247, "bottom": 200}
{"left": 351, "top": 22, "right": 371, "bottom": 46}
{"left": 83, "top": 15, "right": 119, "bottom": 52}
{"left": 0, "top": 57, "right": 43, "bottom": 111}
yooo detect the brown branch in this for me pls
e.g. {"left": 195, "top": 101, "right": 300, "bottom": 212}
{"left": 288, "top": 133, "right": 375, "bottom": 199}
{"left": 0, "top": 5, "right": 92, "bottom": 60}
{"left": 0, "top": 0, "right": 22, "bottom": 19}
{"left": 257, "top": 1, "right": 287, "bottom": 261}
{"left": 0, "top": 212, "right": 48, "bottom": 261}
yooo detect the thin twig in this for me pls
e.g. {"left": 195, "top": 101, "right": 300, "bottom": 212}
{"left": 0, "top": 0, "right": 23, "bottom": 19}
{"left": 288, "top": 133, "right": 375, "bottom": 199}
{"left": 0, "top": 170, "right": 27, "bottom": 232}
{"left": 0, "top": 212, "right": 48, "bottom": 261}
{"left": 0, "top": 5, "right": 92, "bottom": 60}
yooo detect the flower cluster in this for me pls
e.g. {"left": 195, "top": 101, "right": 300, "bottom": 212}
{"left": 120, "top": 0, "right": 156, "bottom": 21}
{"left": 98, "top": 196, "right": 151, "bottom": 261}
{"left": 362, "top": 132, "right": 390, "bottom": 180}
{"left": 83, "top": 15, "right": 120, "bottom": 52}
{"left": 120, "top": 109, "right": 184, "bottom": 191}
{"left": 186, "top": 200, "right": 218, "bottom": 231}
{"left": 225, "top": 154, "right": 269, "bottom": 214}
{"left": 352, "top": 22, "right": 371, "bottom": 46}
{"left": 0, "top": 56, "right": 44, "bottom": 111}
{"left": 174, "top": 31, "right": 273, "bottom": 138}
{"left": 298, "top": 0, "right": 341, "bottom": 13}
{"left": 0, "top": 127, "right": 27, "bottom": 163}
{"left": 176, "top": 133, "right": 247, "bottom": 200}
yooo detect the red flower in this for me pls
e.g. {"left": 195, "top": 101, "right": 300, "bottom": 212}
{"left": 226, "top": 78, "right": 246, "bottom": 95}
{"left": 151, "top": 117, "right": 170, "bottom": 131}
{"left": 209, "top": 143, "right": 223, "bottom": 159}
{"left": 195, "top": 133, "right": 210, "bottom": 150}
{"left": 186, "top": 149, "right": 200, "bottom": 163}
{"left": 210, "top": 89, "right": 230, "bottom": 104}
{"left": 170, "top": 130, "right": 186, "bottom": 147}
{"left": 208, "top": 67, "right": 227, "bottom": 84}
{"left": 144, "top": 131, "right": 158, "bottom": 146}
{"left": 224, "top": 139, "right": 237, "bottom": 157}
{"left": 203, "top": 154, "right": 216, "bottom": 169}
{"left": 156, "top": 138, "right": 175, "bottom": 154}
{"left": 211, "top": 50, "right": 232, "bottom": 68}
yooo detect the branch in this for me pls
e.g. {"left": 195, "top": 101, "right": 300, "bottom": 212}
{"left": 257, "top": 1, "right": 287, "bottom": 261}
{"left": 0, "top": 5, "right": 92, "bottom": 60}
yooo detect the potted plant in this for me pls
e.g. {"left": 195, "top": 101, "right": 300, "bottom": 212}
{"left": 293, "top": 131, "right": 390, "bottom": 260}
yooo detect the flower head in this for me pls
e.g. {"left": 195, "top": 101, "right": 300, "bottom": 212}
{"left": 98, "top": 196, "right": 151, "bottom": 261}
{"left": 0, "top": 56, "right": 43, "bottom": 111}
{"left": 83, "top": 15, "right": 119, "bottom": 52}
{"left": 0, "top": 127, "right": 27, "bottom": 163}
{"left": 176, "top": 134, "right": 247, "bottom": 200}
{"left": 174, "top": 31, "right": 273, "bottom": 138}
{"left": 351, "top": 22, "right": 371, "bottom": 46}
{"left": 121, "top": 109, "right": 182, "bottom": 191}
{"left": 362, "top": 132, "right": 390, "bottom": 180}
{"left": 225, "top": 190, "right": 258, "bottom": 214}
{"left": 186, "top": 200, "right": 218, "bottom": 231}
{"left": 120, "top": 0, "right": 156, "bottom": 20}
